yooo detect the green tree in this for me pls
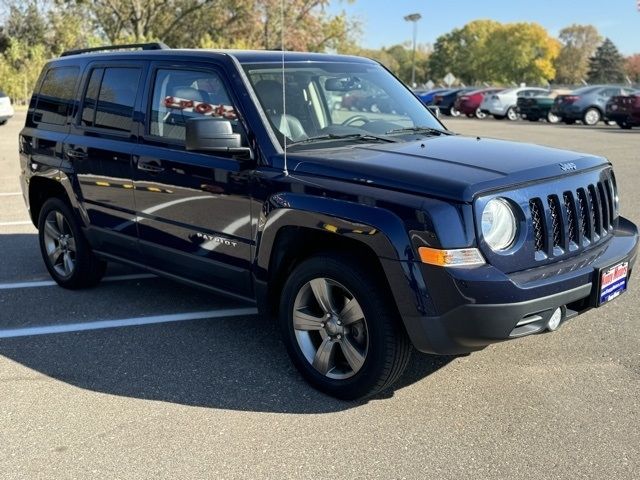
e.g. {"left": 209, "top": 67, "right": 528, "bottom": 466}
{"left": 554, "top": 24, "right": 601, "bottom": 84}
{"left": 350, "top": 43, "right": 430, "bottom": 85}
{"left": 587, "top": 38, "right": 625, "bottom": 83}
{"left": 484, "top": 22, "right": 560, "bottom": 84}
{"left": 428, "top": 20, "right": 500, "bottom": 84}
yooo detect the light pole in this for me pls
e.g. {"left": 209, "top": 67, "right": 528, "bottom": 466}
{"left": 404, "top": 13, "right": 422, "bottom": 87}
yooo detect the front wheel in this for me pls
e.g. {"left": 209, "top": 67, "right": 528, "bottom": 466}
{"left": 583, "top": 107, "right": 601, "bottom": 126}
{"left": 38, "top": 197, "right": 106, "bottom": 289}
{"left": 449, "top": 107, "right": 461, "bottom": 117}
{"left": 474, "top": 108, "right": 487, "bottom": 119}
{"left": 279, "top": 255, "right": 411, "bottom": 400}
{"left": 506, "top": 106, "right": 518, "bottom": 121}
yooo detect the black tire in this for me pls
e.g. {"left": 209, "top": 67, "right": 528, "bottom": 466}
{"left": 279, "top": 254, "right": 412, "bottom": 400}
{"left": 0, "top": 119, "right": 7, "bottom": 126}
{"left": 618, "top": 121, "right": 632, "bottom": 130}
{"left": 38, "top": 197, "right": 106, "bottom": 289}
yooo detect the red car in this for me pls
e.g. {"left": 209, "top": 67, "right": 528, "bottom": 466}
{"left": 606, "top": 91, "right": 640, "bottom": 129}
{"left": 454, "top": 88, "right": 502, "bottom": 119}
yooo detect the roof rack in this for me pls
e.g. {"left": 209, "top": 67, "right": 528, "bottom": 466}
{"left": 60, "top": 42, "right": 170, "bottom": 57}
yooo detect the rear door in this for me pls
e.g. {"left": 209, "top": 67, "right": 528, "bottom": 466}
{"left": 65, "top": 63, "right": 147, "bottom": 258}
{"left": 132, "top": 62, "right": 254, "bottom": 297}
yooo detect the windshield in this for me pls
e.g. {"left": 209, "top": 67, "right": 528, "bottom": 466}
{"left": 242, "top": 61, "right": 444, "bottom": 148}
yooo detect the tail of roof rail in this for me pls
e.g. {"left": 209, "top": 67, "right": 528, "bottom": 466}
{"left": 60, "top": 42, "right": 170, "bottom": 57}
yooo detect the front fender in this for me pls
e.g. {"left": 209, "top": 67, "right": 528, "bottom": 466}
{"left": 254, "top": 192, "right": 437, "bottom": 321}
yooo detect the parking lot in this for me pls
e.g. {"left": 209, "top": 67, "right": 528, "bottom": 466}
{"left": 1, "top": 111, "right": 639, "bottom": 479}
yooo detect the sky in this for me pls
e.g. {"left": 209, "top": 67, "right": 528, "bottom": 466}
{"left": 328, "top": 0, "right": 640, "bottom": 55}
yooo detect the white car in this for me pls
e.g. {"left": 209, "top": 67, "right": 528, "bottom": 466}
{"left": 480, "top": 86, "right": 548, "bottom": 121}
{"left": 0, "top": 91, "right": 15, "bottom": 125}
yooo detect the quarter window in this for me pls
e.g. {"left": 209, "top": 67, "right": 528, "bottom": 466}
{"left": 35, "top": 67, "right": 80, "bottom": 125}
{"left": 149, "top": 68, "right": 237, "bottom": 141}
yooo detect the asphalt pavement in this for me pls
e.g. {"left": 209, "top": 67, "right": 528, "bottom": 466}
{"left": 0, "top": 112, "right": 638, "bottom": 479}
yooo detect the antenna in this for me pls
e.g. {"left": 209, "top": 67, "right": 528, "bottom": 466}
{"left": 281, "top": 0, "right": 288, "bottom": 175}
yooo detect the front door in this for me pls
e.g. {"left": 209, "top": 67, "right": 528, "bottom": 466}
{"left": 133, "top": 64, "right": 254, "bottom": 297}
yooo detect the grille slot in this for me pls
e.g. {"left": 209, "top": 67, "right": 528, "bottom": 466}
{"left": 587, "top": 185, "right": 601, "bottom": 236}
{"left": 597, "top": 182, "right": 610, "bottom": 231}
{"left": 576, "top": 188, "right": 590, "bottom": 240}
{"left": 547, "top": 195, "right": 563, "bottom": 248}
{"left": 563, "top": 192, "right": 578, "bottom": 244}
{"left": 604, "top": 179, "right": 615, "bottom": 222}
{"left": 529, "top": 199, "right": 545, "bottom": 252}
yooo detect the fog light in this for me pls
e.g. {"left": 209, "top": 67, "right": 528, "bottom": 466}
{"left": 547, "top": 308, "right": 562, "bottom": 331}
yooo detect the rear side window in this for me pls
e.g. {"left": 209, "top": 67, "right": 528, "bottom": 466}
{"left": 149, "top": 68, "right": 237, "bottom": 141}
{"left": 81, "top": 66, "right": 141, "bottom": 132}
{"left": 35, "top": 67, "right": 80, "bottom": 125}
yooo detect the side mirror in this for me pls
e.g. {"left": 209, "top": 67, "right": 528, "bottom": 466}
{"left": 185, "top": 118, "right": 253, "bottom": 160}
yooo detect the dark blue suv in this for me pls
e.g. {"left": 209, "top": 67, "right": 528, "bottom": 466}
{"left": 19, "top": 44, "right": 638, "bottom": 399}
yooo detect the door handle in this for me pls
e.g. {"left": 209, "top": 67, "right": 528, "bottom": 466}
{"left": 65, "top": 149, "right": 88, "bottom": 160}
{"left": 137, "top": 159, "right": 165, "bottom": 173}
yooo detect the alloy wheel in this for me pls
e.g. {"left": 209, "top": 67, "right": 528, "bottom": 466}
{"left": 292, "top": 277, "right": 369, "bottom": 380}
{"left": 584, "top": 108, "right": 600, "bottom": 126}
{"left": 43, "top": 210, "right": 76, "bottom": 278}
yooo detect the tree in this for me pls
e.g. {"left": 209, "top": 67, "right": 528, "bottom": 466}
{"left": 587, "top": 38, "right": 625, "bottom": 83}
{"left": 428, "top": 20, "right": 500, "bottom": 84}
{"left": 351, "top": 43, "right": 430, "bottom": 85}
{"left": 624, "top": 54, "right": 640, "bottom": 83}
{"left": 554, "top": 24, "right": 601, "bottom": 84}
{"left": 483, "top": 22, "right": 560, "bottom": 84}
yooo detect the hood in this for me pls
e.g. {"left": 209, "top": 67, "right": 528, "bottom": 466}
{"left": 290, "top": 135, "right": 608, "bottom": 202}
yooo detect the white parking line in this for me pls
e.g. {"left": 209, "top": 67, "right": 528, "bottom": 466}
{"left": 0, "top": 221, "right": 32, "bottom": 226}
{"left": 0, "top": 273, "right": 156, "bottom": 290}
{"left": 0, "top": 307, "right": 258, "bottom": 339}
{"left": 0, "top": 192, "right": 21, "bottom": 196}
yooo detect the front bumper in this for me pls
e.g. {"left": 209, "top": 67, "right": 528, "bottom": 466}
{"left": 403, "top": 217, "right": 638, "bottom": 355}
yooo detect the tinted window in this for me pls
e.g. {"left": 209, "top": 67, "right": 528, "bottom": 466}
{"left": 93, "top": 67, "right": 141, "bottom": 132}
{"left": 81, "top": 68, "right": 104, "bottom": 127}
{"left": 35, "top": 67, "right": 80, "bottom": 125}
{"left": 150, "top": 68, "right": 236, "bottom": 141}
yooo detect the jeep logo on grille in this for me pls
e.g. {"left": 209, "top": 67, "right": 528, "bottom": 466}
{"left": 559, "top": 162, "right": 577, "bottom": 171}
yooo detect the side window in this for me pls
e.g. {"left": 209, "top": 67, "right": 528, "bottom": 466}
{"left": 35, "top": 66, "right": 80, "bottom": 125}
{"left": 93, "top": 67, "right": 141, "bottom": 132}
{"left": 149, "top": 68, "right": 237, "bottom": 141}
{"left": 81, "top": 68, "right": 104, "bottom": 127}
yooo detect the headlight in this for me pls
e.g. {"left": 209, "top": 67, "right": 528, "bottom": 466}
{"left": 481, "top": 198, "right": 517, "bottom": 251}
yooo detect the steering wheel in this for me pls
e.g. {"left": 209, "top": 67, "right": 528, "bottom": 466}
{"left": 341, "top": 115, "right": 370, "bottom": 127}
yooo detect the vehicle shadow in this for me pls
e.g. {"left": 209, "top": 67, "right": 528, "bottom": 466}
{"left": 0, "top": 315, "right": 455, "bottom": 413}
{"left": 0, "top": 231, "right": 455, "bottom": 413}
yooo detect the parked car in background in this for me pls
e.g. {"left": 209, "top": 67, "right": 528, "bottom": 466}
{"left": 415, "top": 88, "right": 450, "bottom": 105}
{"left": 480, "top": 87, "right": 549, "bottom": 121}
{"left": 431, "top": 87, "right": 477, "bottom": 116}
{"left": 551, "top": 85, "right": 636, "bottom": 126}
{"left": 606, "top": 90, "right": 640, "bottom": 129}
{"left": 0, "top": 90, "right": 14, "bottom": 125}
{"left": 454, "top": 88, "right": 502, "bottom": 119}
{"left": 517, "top": 89, "right": 572, "bottom": 124}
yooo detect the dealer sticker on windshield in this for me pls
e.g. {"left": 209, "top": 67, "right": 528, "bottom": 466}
{"left": 599, "top": 262, "right": 628, "bottom": 305}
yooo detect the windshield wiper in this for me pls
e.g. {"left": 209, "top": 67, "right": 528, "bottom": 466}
{"left": 386, "top": 126, "right": 452, "bottom": 136}
{"left": 290, "top": 133, "right": 398, "bottom": 146}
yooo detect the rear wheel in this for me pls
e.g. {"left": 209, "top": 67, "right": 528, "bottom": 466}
{"left": 474, "top": 108, "right": 487, "bottom": 119}
{"left": 583, "top": 107, "right": 601, "bottom": 126}
{"left": 547, "top": 111, "right": 560, "bottom": 124}
{"left": 449, "top": 107, "right": 461, "bottom": 117}
{"left": 279, "top": 254, "right": 411, "bottom": 400}
{"left": 38, "top": 197, "right": 106, "bottom": 289}
{"left": 506, "top": 106, "right": 518, "bottom": 121}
